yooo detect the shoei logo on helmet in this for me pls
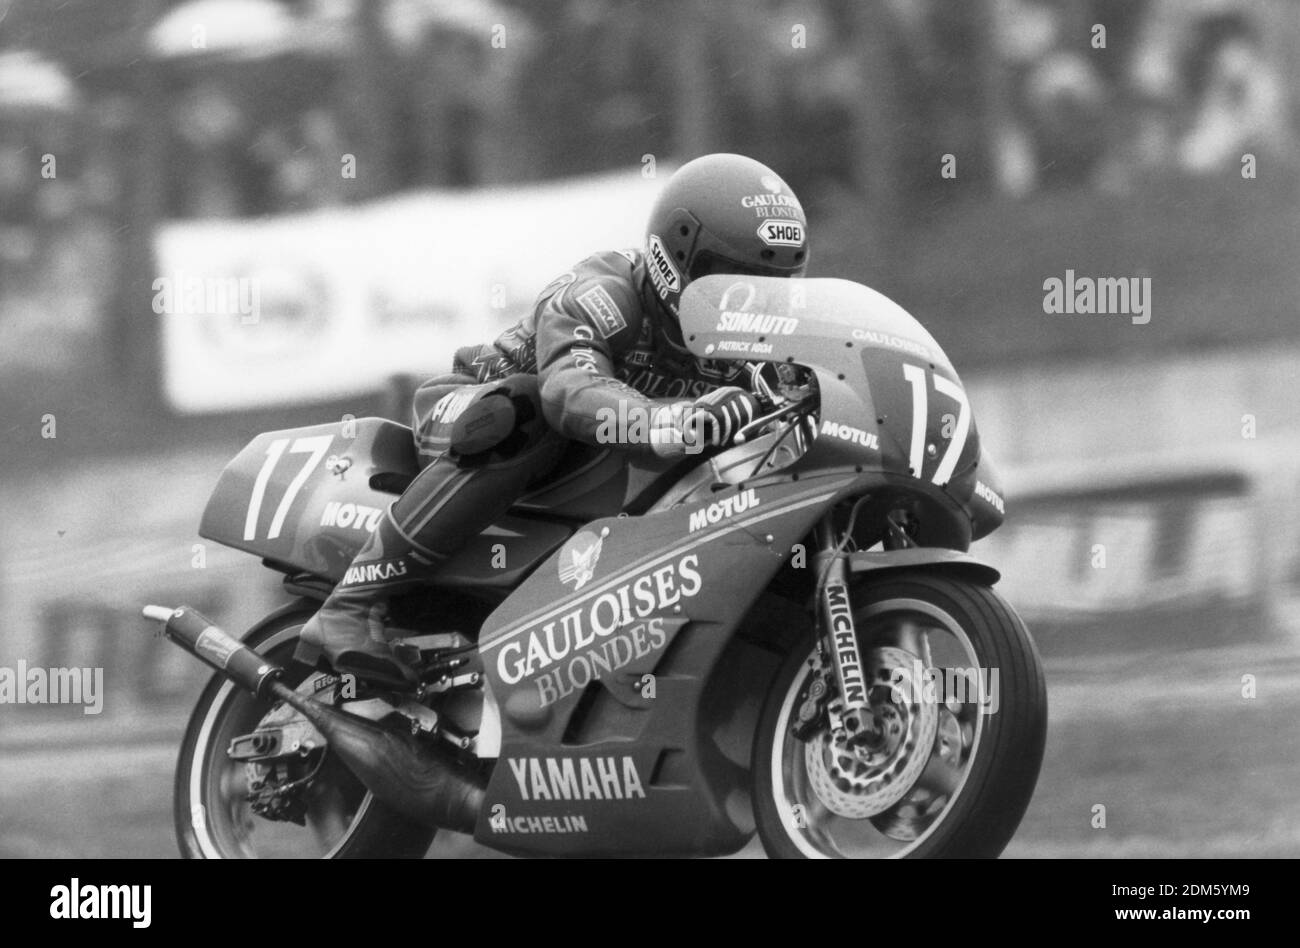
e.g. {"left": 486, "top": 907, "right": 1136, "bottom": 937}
{"left": 757, "top": 220, "right": 804, "bottom": 247}
{"left": 647, "top": 234, "right": 681, "bottom": 298}
{"left": 558, "top": 530, "right": 603, "bottom": 590}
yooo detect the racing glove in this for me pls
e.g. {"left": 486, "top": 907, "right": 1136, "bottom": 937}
{"left": 683, "top": 386, "right": 762, "bottom": 451}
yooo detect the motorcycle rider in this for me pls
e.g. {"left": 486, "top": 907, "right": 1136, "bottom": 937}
{"left": 296, "top": 153, "right": 811, "bottom": 687}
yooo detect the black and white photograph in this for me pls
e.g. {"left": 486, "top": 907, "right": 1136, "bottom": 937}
{"left": 0, "top": 0, "right": 1295, "bottom": 912}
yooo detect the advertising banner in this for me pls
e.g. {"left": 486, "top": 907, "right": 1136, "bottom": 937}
{"left": 154, "top": 168, "right": 663, "bottom": 413}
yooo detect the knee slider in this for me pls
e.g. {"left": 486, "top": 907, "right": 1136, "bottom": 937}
{"left": 452, "top": 375, "right": 548, "bottom": 463}
{"left": 448, "top": 392, "right": 516, "bottom": 458}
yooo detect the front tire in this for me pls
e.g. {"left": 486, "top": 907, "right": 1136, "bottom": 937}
{"left": 753, "top": 572, "right": 1047, "bottom": 858}
{"left": 174, "top": 603, "right": 437, "bottom": 859}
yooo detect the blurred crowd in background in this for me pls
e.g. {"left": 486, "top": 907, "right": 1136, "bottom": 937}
{"left": 2, "top": 2, "right": 1299, "bottom": 855}
{"left": 1, "top": 0, "right": 1298, "bottom": 381}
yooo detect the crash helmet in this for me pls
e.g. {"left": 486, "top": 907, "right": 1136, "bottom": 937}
{"left": 643, "top": 153, "right": 809, "bottom": 336}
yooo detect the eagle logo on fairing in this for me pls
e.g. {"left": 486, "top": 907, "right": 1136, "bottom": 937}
{"left": 558, "top": 531, "right": 603, "bottom": 590}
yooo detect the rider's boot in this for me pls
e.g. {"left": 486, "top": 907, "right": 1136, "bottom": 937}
{"left": 296, "top": 376, "right": 563, "bottom": 689}
{"left": 294, "top": 506, "right": 445, "bottom": 689}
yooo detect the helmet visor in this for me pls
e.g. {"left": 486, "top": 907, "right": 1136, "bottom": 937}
{"left": 687, "top": 250, "right": 790, "bottom": 282}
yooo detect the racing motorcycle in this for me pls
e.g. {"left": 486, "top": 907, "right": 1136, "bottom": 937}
{"left": 145, "top": 275, "right": 1047, "bottom": 859}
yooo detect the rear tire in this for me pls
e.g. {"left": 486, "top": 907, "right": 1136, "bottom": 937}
{"left": 174, "top": 603, "right": 436, "bottom": 859}
{"left": 753, "top": 571, "right": 1047, "bottom": 858}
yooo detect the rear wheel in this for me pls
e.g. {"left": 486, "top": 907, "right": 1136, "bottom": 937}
{"left": 753, "top": 572, "right": 1047, "bottom": 858}
{"left": 174, "top": 605, "right": 436, "bottom": 859}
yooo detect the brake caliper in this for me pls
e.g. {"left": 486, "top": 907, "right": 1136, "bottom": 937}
{"left": 791, "top": 652, "right": 834, "bottom": 741}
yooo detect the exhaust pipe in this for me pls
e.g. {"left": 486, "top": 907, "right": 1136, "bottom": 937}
{"left": 143, "top": 604, "right": 283, "bottom": 697}
{"left": 143, "top": 605, "right": 485, "bottom": 833}
{"left": 270, "top": 684, "right": 485, "bottom": 833}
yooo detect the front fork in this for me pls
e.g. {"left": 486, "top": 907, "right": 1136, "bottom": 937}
{"left": 811, "top": 514, "right": 931, "bottom": 748}
{"left": 813, "top": 517, "right": 877, "bottom": 745}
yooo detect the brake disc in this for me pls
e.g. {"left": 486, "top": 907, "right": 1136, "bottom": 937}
{"left": 804, "top": 646, "right": 940, "bottom": 819}
{"left": 868, "top": 708, "right": 965, "bottom": 840}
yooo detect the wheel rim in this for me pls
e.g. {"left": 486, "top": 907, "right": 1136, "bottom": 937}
{"left": 769, "top": 597, "right": 987, "bottom": 858}
{"left": 186, "top": 622, "right": 377, "bottom": 858}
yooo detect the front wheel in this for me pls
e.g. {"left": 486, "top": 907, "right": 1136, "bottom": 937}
{"left": 173, "top": 603, "right": 437, "bottom": 858}
{"left": 753, "top": 572, "right": 1047, "bottom": 858}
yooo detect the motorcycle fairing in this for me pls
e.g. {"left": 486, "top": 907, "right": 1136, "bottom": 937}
{"left": 473, "top": 472, "right": 849, "bottom": 857}
{"left": 199, "top": 418, "right": 590, "bottom": 588}
{"left": 199, "top": 419, "right": 417, "bottom": 580}
{"left": 679, "top": 276, "right": 996, "bottom": 537}
{"left": 198, "top": 420, "right": 693, "bottom": 587}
